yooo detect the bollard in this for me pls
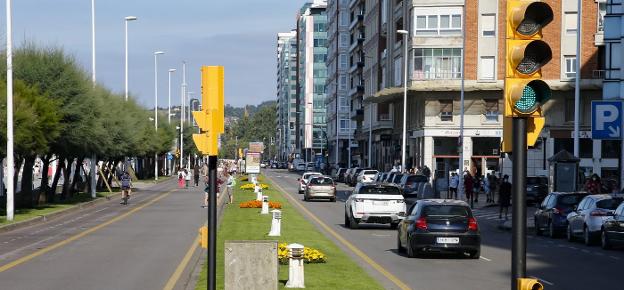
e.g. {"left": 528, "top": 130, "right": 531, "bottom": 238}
{"left": 261, "top": 195, "right": 269, "bottom": 214}
{"left": 255, "top": 182, "right": 263, "bottom": 201}
{"left": 268, "top": 210, "right": 282, "bottom": 236}
{"left": 285, "top": 243, "right": 305, "bottom": 288}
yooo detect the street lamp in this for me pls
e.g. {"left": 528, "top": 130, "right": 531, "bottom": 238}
{"left": 154, "top": 51, "right": 165, "bottom": 181}
{"left": 6, "top": 0, "right": 15, "bottom": 221}
{"left": 168, "top": 69, "right": 176, "bottom": 124}
{"left": 90, "top": 0, "right": 97, "bottom": 198}
{"left": 397, "top": 29, "right": 409, "bottom": 173}
{"left": 124, "top": 16, "right": 137, "bottom": 101}
{"left": 180, "top": 62, "right": 187, "bottom": 169}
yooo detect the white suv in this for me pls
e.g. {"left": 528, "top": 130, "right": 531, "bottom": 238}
{"left": 357, "top": 170, "right": 379, "bottom": 184}
{"left": 298, "top": 172, "right": 322, "bottom": 194}
{"left": 344, "top": 183, "right": 406, "bottom": 229}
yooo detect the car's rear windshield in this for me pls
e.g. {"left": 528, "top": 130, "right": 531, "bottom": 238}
{"left": 359, "top": 186, "right": 401, "bottom": 195}
{"left": 304, "top": 173, "right": 321, "bottom": 179}
{"left": 527, "top": 177, "right": 547, "bottom": 185}
{"left": 422, "top": 205, "right": 471, "bottom": 218}
{"left": 557, "top": 194, "right": 587, "bottom": 206}
{"left": 596, "top": 198, "right": 624, "bottom": 210}
{"left": 363, "top": 170, "right": 378, "bottom": 175}
{"left": 310, "top": 177, "right": 334, "bottom": 185}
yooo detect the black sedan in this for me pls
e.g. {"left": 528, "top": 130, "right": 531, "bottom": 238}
{"left": 601, "top": 201, "right": 624, "bottom": 249}
{"left": 397, "top": 199, "right": 481, "bottom": 258}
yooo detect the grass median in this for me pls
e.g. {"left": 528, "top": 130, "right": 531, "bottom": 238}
{"left": 1, "top": 191, "right": 118, "bottom": 225}
{"left": 195, "top": 175, "right": 383, "bottom": 290}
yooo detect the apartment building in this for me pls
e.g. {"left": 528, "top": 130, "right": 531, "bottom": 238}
{"left": 326, "top": 0, "right": 355, "bottom": 167}
{"left": 353, "top": 0, "right": 606, "bottom": 190}
{"left": 297, "top": 0, "right": 329, "bottom": 162}
{"left": 348, "top": 0, "right": 367, "bottom": 167}
{"left": 276, "top": 31, "right": 298, "bottom": 161}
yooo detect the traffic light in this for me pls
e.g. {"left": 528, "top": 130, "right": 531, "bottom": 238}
{"left": 517, "top": 278, "right": 543, "bottom": 290}
{"left": 193, "top": 66, "right": 225, "bottom": 156}
{"left": 502, "top": 0, "right": 553, "bottom": 153}
{"left": 199, "top": 226, "right": 208, "bottom": 249}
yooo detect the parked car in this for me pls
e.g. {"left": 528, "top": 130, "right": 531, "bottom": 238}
{"left": 334, "top": 168, "right": 346, "bottom": 182}
{"left": 342, "top": 168, "right": 355, "bottom": 184}
{"left": 298, "top": 172, "right": 323, "bottom": 194}
{"left": 306, "top": 162, "right": 315, "bottom": 171}
{"left": 279, "top": 162, "right": 288, "bottom": 169}
{"left": 344, "top": 183, "right": 406, "bottom": 229}
{"left": 270, "top": 162, "right": 278, "bottom": 169}
{"left": 534, "top": 192, "right": 589, "bottom": 238}
{"left": 601, "top": 200, "right": 624, "bottom": 249}
{"left": 397, "top": 199, "right": 481, "bottom": 258}
{"left": 295, "top": 163, "right": 306, "bottom": 171}
{"left": 304, "top": 176, "right": 337, "bottom": 202}
{"left": 526, "top": 176, "right": 548, "bottom": 205}
{"left": 344, "top": 168, "right": 357, "bottom": 185}
{"left": 398, "top": 174, "right": 428, "bottom": 195}
{"left": 567, "top": 194, "right": 624, "bottom": 245}
{"left": 357, "top": 170, "right": 379, "bottom": 184}
{"left": 348, "top": 168, "right": 366, "bottom": 186}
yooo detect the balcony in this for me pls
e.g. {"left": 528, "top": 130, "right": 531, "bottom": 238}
{"left": 349, "top": 37, "right": 364, "bottom": 52}
{"left": 593, "top": 70, "right": 605, "bottom": 79}
{"left": 348, "top": 85, "right": 365, "bottom": 98}
{"left": 349, "top": 14, "right": 364, "bottom": 31}
{"left": 595, "top": 30, "right": 604, "bottom": 46}
{"left": 351, "top": 108, "right": 364, "bottom": 121}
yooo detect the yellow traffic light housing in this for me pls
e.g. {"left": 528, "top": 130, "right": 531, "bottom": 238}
{"left": 193, "top": 66, "right": 225, "bottom": 156}
{"left": 199, "top": 226, "right": 208, "bottom": 249}
{"left": 502, "top": 0, "right": 553, "bottom": 153}
{"left": 517, "top": 278, "right": 543, "bottom": 290}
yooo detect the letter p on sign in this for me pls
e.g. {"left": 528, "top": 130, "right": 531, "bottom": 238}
{"left": 592, "top": 101, "right": 623, "bottom": 140}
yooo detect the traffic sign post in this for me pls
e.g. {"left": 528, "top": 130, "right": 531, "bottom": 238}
{"left": 591, "top": 100, "right": 624, "bottom": 195}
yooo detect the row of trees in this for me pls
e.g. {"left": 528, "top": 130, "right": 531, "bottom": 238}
{"left": 0, "top": 45, "right": 183, "bottom": 208}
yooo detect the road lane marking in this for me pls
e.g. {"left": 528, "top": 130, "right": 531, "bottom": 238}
{"left": 0, "top": 190, "right": 173, "bottom": 273}
{"left": 479, "top": 256, "right": 492, "bottom": 262}
{"left": 609, "top": 255, "right": 620, "bottom": 260}
{"left": 268, "top": 176, "right": 413, "bottom": 290}
{"left": 163, "top": 234, "right": 201, "bottom": 290}
{"left": 529, "top": 276, "right": 554, "bottom": 286}
{"left": 372, "top": 234, "right": 391, "bottom": 237}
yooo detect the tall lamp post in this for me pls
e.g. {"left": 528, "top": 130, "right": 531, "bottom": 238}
{"left": 154, "top": 51, "right": 165, "bottom": 181}
{"left": 181, "top": 62, "right": 187, "bottom": 169}
{"left": 124, "top": 16, "right": 137, "bottom": 101}
{"left": 397, "top": 29, "right": 409, "bottom": 173}
{"left": 6, "top": 0, "right": 14, "bottom": 221}
{"left": 168, "top": 69, "right": 176, "bottom": 124}
{"left": 90, "top": 0, "right": 98, "bottom": 198}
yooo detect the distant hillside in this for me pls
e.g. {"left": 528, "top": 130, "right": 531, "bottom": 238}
{"left": 225, "top": 100, "right": 276, "bottom": 118}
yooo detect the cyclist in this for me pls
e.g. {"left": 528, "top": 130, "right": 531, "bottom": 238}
{"left": 120, "top": 171, "right": 132, "bottom": 205}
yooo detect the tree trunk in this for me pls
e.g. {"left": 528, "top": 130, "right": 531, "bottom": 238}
{"left": 13, "top": 158, "right": 24, "bottom": 208}
{"left": 48, "top": 159, "right": 64, "bottom": 203}
{"left": 37, "top": 156, "right": 50, "bottom": 204}
{"left": 19, "top": 156, "right": 36, "bottom": 208}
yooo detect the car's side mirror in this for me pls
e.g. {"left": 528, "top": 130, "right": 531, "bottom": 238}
{"left": 572, "top": 205, "right": 578, "bottom": 211}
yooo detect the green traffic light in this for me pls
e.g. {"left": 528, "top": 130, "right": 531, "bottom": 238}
{"left": 514, "top": 80, "right": 551, "bottom": 114}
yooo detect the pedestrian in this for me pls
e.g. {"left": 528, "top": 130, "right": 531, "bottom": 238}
{"left": 225, "top": 171, "right": 235, "bottom": 204}
{"left": 184, "top": 168, "right": 191, "bottom": 188}
{"left": 499, "top": 175, "right": 512, "bottom": 220}
{"left": 193, "top": 164, "right": 201, "bottom": 187}
{"left": 422, "top": 165, "right": 431, "bottom": 179}
{"left": 584, "top": 174, "right": 602, "bottom": 195}
{"left": 464, "top": 173, "right": 474, "bottom": 204}
{"left": 484, "top": 173, "right": 492, "bottom": 203}
{"left": 177, "top": 167, "right": 186, "bottom": 189}
{"left": 448, "top": 172, "right": 459, "bottom": 199}
{"left": 415, "top": 166, "right": 422, "bottom": 175}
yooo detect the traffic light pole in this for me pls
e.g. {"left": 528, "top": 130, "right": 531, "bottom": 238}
{"left": 207, "top": 155, "right": 217, "bottom": 290}
{"left": 511, "top": 118, "right": 527, "bottom": 290}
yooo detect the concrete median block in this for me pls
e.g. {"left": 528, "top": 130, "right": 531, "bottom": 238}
{"left": 224, "top": 240, "right": 278, "bottom": 290}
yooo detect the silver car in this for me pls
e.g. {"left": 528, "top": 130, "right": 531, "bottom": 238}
{"left": 567, "top": 194, "right": 624, "bottom": 245}
{"left": 304, "top": 176, "right": 336, "bottom": 202}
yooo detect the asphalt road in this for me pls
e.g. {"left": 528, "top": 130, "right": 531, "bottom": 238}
{"left": 265, "top": 169, "right": 624, "bottom": 290}
{"left": 0, "top": 179, "right": 207, "bottom": 290}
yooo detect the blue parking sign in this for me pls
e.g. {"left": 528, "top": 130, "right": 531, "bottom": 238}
{"left": 592, "top": 101, "right": 624, "bottom": 140}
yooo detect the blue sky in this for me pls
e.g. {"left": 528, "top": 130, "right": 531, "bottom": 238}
{"left": 1, "top": 0, "right": 306, "bottom": 107}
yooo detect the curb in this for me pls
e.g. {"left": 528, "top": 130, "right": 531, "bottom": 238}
{"left": 0, "top": 192, "right": 121, "bottom": 234}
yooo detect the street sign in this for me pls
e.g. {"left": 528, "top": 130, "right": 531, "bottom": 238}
{"left": 592, "top": 100, "right": 623, "bottom": 140}
{"left": 245, "top": 152, "right": 261, "bottom": 174}
{"left": 249, "top": 142, "right": 264, "bottom": 153}
{"left": 167, "top": 153, "right": 173, "bottom": 161}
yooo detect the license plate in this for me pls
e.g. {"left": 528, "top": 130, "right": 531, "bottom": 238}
{"left": 373, "top": 201, "right": 388, "bottom": 206}
{"left": 436, "top": 237, "right": 459, "bottom": 244}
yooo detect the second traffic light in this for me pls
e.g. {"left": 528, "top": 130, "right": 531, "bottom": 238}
{"left": 502, "top": 0, "right": 553, "bottom": 153}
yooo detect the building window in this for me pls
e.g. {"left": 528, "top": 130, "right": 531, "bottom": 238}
{"left": 378, "top": 103, "right": 391, "bottom": 120}
{"left": 340, "top": 13, "right": 349, "bottom": 26}
{"left": 314, "top": 22, "right": 326, "bottom": 32}
{"left": 339, "top": 35, "right": 349, "bottom": 47}
{"left": 598, "top": 2, "right": 606, "bottom": 32}
{"left": 394, "top": 57, "right": 403, "bottom": 86}
{"left": 339, "top": 119, "right": 350, "bottom": 133}
{"left": 564, "top": 12, "right": 578, "bottom": 35}
{"left": 413, "top": 48, "right": 462, "bottom": 80}
{"left": 481, "top": 14, "right": 496, "bottom": 37}
{"left": 339, "top": 54, "right": 348, "bottom": 69}
{"left": 339, "top": 96, "right": 349, "bottom": 112}
{"left": 439, "top": 100, "right": 453, "bottom": 122}
{"left": 339, "top": 75, "right": 347, "bottom": 90}
{"left": 314, "top": 38, "right": 327, "bottom": 47}
{"left": 479, "top": 56, "right": 495, "bottom": 80}
{"left": 413, "top": 7, "right": 462, "bottom": 36}
{"left": 564, "top": 55, "right": 576, "bottom": 79}
{"left": 484, "top": 99, "right": 499, "bottom": 122}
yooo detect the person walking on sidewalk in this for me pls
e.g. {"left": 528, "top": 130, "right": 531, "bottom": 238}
{"left": 177, "top": 167, "right": 186, "bottom": 189}
{"left": 483, "top": 173, "right": 492, "bottom": 203}
{"left": 499, "top": 175, "right": 512, "bottom": 220}
{"left": 448, "top": 172, "right": 458, "bottom": 199}
{"left": 193, "top": 164, "right": 201, "bottom": 187}
{"left": 225, "top": 171, "right": 235, "bottom": 204}
{"left": 184, "top": 168, "right": 191, "bottom": 188}
{"left": 584, "top": 174, "right": 602, "bottom": 195}
{"left": 464, "top": 173, "right": 474, "bottom": 204}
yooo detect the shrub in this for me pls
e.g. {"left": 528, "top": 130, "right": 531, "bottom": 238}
{"left": 239, "top": 183, "right": 269, "bottom": 191}
{"left": 277, "top": 243, "right": 327, "bottom": 264}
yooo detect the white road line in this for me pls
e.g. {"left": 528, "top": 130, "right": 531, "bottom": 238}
{"left": 609, "top": 256, "right": 621, "bottom": 260}
{"left": 479, "top": 256, "right": 492, "bottom": 262}
{"left": 371, "top": 234, "right": 391, "bottom": 237}
{"left": 529, "top": 276, "right": 554, "bottom": 286}
{"left": 581, "top": 249, "right": 590, "bottom": 253}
